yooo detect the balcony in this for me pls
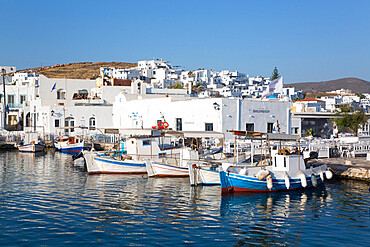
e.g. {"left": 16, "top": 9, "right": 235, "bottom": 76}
{"left": 8, "top": 103, "right": 23, "bottom": 109}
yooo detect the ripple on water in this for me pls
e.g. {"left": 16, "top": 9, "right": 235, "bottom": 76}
{"left": 0, "top": 151, "right": 369, "bottom": 246}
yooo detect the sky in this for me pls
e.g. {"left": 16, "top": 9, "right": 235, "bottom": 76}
{"left": 1, "top": 0, "right": 369, "bottom": 83}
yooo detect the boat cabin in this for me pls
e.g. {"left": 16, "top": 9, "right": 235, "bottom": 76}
{"left": 272, "top": 154, "right": 306, "bottom": 172}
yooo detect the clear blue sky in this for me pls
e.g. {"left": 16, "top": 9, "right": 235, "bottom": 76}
{"left": 1, "top": 0, "right": 369, "bottom": 83}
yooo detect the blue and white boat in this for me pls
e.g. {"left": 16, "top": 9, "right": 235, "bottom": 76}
{"left": 54, "top": 136, "right": 84, "bottom": 153}
{"left": 83, "top": 150, "right": 147, "bottom": 174}
{"left": 82, "top": 128, "right": 163, "bottom": 174}
{"left": 219, "top": 131, "right": 332, "bottom": 194}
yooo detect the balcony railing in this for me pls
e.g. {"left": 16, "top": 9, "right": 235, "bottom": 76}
{"left": 8, "top": 103, "right": 23, "bottom": 108}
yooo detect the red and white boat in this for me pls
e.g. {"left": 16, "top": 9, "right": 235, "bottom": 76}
{"left": 18, "top": 142, "right": 45, "bottom": 153}
{"left": 145, "top": 131, "right": 224, "bottom": 178}
{"left": 18, "top": 132, "right": 45, "bottom": 153}
{"left": 146, "top": 161, "right": 189, "bottom": 177}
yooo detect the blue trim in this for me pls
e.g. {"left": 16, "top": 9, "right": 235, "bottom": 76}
{"left": 58, "top": 146, "right": 83, "bottom": 152}
{"left": 94, "top": 157, "right": 146, "bottom": 167}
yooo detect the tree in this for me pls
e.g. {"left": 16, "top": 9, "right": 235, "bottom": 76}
{"left": 271, "top": 67, "right": 280, "bottom": 80}
{"left": 333, "top": 105, "right": 368, "bottom": 136}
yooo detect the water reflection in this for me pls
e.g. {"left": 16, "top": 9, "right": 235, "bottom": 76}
{"left": 219, "top": 188, "right": 334, "bottom": 246}
{"left": 0, "top": 151, "right": 369, "bottom": 246}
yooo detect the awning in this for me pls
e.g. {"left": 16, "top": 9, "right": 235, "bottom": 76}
{"left": 165, "top": 130, "right": 224, "bottom": 139}
{"left": 227, "top": 130, "right": 299, "bottom": 141}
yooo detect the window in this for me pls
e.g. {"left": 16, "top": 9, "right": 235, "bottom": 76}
{"left": 57, "top": 89, "right": 66, "bottom": 99}
{"left": 25, "top": 113, "right": 31, "bottom": 127}
{"left": 246, "top": 123, "right": 254, "bottom": 132}
{"left": 78, "top": 89, "right": 88, "bottom": 94}
{"left": 158, "top": 153, "right": 166, "bottom": 158}
{"left": 55, "top": 119, "right": 60, "bottom": 127}
{"left": 89, "top": 117, "right": 96, "bottom": 130}
{"left": 20, "top": 95, "right": 26, "bottom": 105}
{"left": 267, "top": 123, "right": 274, "bottom": 133}
{"left": 7, "top": 95, "right": 15, "bottom": 104}
{"left": 284, "top": 157, "right": 286, "bottom": 167}
{"left": 0, "top": 94, "right": 3, "bottom": 103}
{"left": 65, "top": 117, "right": 74, "bottom": 134}
{"left": 142, "top": 140, "right": 151, "bottom": 146}
{"left": 205, "top": 123, "right": 213, "bottom": 131}
{"left": 176, "top": 118, "right": 182, "bottom": 131}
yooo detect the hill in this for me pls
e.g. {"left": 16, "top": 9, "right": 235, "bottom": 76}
{"left": 14, "top": 62, "right": 137, "bottom": 79}
{"left": 289, "top": 77, "right": 370, "bottom": 94}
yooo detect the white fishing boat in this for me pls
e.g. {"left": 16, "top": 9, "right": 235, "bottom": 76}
{"left": 146, "top": 131, "right": 225, "bottom": 177}
{"left": 83, "top": 129, "right": 164, "bottom": 174}
{"left": 18, "top": 132, "right": 45, "bottom": 153}
{"left": 147, "top": 161, "right": 189, "bottom": 177}
{"left": 83, "top": 150, "right": 147, "bottom": 174}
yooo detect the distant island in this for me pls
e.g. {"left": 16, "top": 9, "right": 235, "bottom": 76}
{"left": 289, "top": 77, "right": 370, "bottom": 94}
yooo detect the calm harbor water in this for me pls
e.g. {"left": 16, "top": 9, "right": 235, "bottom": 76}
{"left": 0, "top": 151, "right": 369, "bottom": 246}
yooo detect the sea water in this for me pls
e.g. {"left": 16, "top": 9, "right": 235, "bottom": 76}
{"left": 0, "top": 151, "right": 369, "bottom": 246}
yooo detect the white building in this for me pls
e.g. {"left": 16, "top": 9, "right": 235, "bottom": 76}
{"left": 112, "top": 94, "right": 292, "bottom": 141}
{"left": 23, "top": 75, "right": 108, "bottom": 136}
{"left": 292, "top": 98, "right": 326, "bottom": 113}
{"left": 0, "top": 72, "right": 38, "bottom": 130}
{"left": 320, "top": 96, "right": 343, "bottom": 112}
{"left": 0, "top": 66, "right": 16, "bottom": 74}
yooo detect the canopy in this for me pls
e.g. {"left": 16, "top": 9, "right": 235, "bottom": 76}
{"left": 165, "top": 130, "right": 224, "bottom": 139}
{"left": 227, "top": 130, "right": 299, "bottom": 141}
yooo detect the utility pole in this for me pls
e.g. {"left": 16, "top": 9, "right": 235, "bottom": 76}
{"left": 2, "top": 69, "right": 6, "bottom": 130}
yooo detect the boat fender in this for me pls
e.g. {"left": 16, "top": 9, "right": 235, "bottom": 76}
{"left": 257, "top": 170, "right": 270, "bottom": 180}
{"left": 311, "top": 174, "right": 318, "bottom": 187}
{"left": 325, "top": 170, "right": 333, "bottom": 180}
{"left": 300, "top": 172, "right": 307, "bottom": 188}
{"left": 319, "top": 171, "right": 324, "bottom": 182}
{"left": 284, "top": 172, "right": 290, "bottom": 189}
{"left": 266, "top": 175, "right": 273, "bottom": 190}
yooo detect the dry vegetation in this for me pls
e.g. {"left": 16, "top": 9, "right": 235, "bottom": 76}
{"left": 15, "top": 62, "right": 137, "bottom": 79}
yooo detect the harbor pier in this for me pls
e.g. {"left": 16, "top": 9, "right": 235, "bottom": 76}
{"left": 308, "top": 157, "right": 370, "bottom": 181}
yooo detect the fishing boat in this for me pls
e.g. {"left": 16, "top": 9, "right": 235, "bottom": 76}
{"left": 18, "top": 132, "right": 45, "bottom": 153}
{"left": 54, "top": 136, "right": 84, "bottom": 153}
{"left": 219, "top": 131, "right": 333, "bottom": 194}
{"left": 146, "top": 131, "right": 225, "bottom": 177}
{"left": 83, "top": 129, "right": 163, "bottom": 174}
{"left": 83, "top": 150, "right": 147, "bottom": 174}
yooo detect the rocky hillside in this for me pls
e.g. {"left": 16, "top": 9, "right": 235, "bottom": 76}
{"left": 14, "top": 62, "right": 137, "bottom": 79}
{"left": 289, "top": 77, "right": 370, "bottom": 94}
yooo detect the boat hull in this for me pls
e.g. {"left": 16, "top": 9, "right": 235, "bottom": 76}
{"left": 188, "top": 164, "right": 220, "bottom": 185}
{"left": 55, "top": 140, "right": 84, "bottom": 153}
{"left": 18, "top": 144, "right": 45, "bottom": 153}
{"left": 83, "top": 151, "right": 147, "bottom": 174}
{"left": 57, "top": 146, "right": 84, "bottom": 153}
{"left": 147, "top": 162, "right": 189, "bottom": 177}
{"left": 220, "top": 171, "right": 324, "bottom": 194}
